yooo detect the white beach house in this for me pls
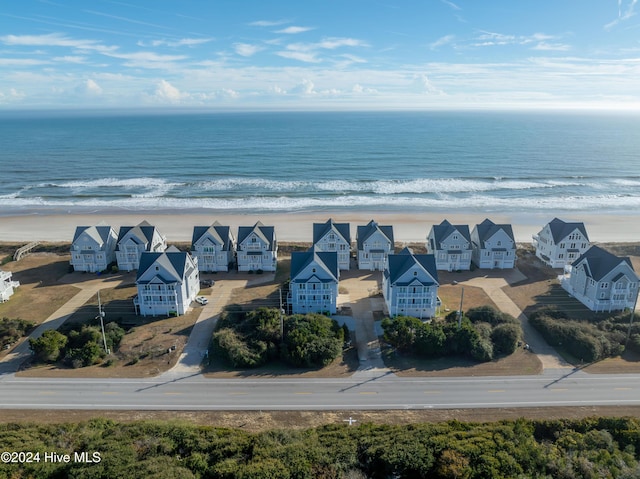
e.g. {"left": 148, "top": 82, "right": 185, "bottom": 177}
{"left": 532, "top": 217, "right": 590, "bottom": 268}
{"left": 236, "top": 221, "right": 277, "bottom": 272}
{"left": 426, "top": 220, "right": 472, "bottom": 271}
{"left": 191, "top": 222, "right": 235, "bottom": 272}
{"left": 0, "top": 269, "right": 19, "bottom": 303}
{"left": 115, "top": 220, "right": 167, "bottom": 272}
{"left": 289, "top": 247, "right": 339, "bottom": 315}
{"left": 561, "top": 245, "right": 639, "bottom": 312}
{"left": 356, "top": 220, "right": 394, "bottom": 271}
{"left": 70, "top": 225, "right": 118, "bottom": 273}
{"left": 470, "top": 219, "right": 516, "bottom": 269}
{"left": 312, "top": 219, "right": 351, "bottom": 270}
{"left": 133, "top": 247, "right": 199, "bottom": 317}
{"left": 383, "top": 247, "right": 440, "bottom": 319}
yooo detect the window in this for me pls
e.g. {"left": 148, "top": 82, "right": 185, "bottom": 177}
{"left": 600, "top": 282, "right": 609, "bottom": 289}
{"left": 497, "top": 241, "right": 501, "bottom": 246}
{"left": 299, "top": 284, "right": 306, "bottom": 290}
{"left": 600, "top": 292, "right": 606, "bottom": 299}
{"left": 559, "top": 254, "right": 564, "bottom": 259}
{"left": 570, "top": 243, "right": 576, "bottom": 249}
{"left": 560, "top": 243, "right": 565, "bottom": 249}
{"left": 452, "top": 234, "right": 458, "bottom": 240}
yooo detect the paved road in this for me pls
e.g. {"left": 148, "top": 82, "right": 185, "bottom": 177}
{"left": 1, "top": 368, "right": 639, "bottom": 410}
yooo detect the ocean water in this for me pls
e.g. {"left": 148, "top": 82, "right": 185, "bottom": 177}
{"left": 0, "top": 110, "right": 639, "bottom": 215}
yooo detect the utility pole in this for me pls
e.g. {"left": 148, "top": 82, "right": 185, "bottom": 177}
{"left": 279, "top": 287, "right": 285, "bottom": 345}
{"left": 457, "top": 287, "right": 464, "bottom": 330}
{"left": 625, "top": 290, "right": 639, "bottom": 347}
{"left": 96, "top": 291, "right": 109, "bottom": 354}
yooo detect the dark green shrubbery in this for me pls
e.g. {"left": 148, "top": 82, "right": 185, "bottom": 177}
{"left": 29, "top": 322, "right": 126, "bottom": 368}
{"left": 0, "top": 316, "right": 33, "bottom": 347}
{"left": 382, "top": 306, "right": 522, "bottom": 362}
{"left": 2, "top": 417, "right": 640, "bottom": 478}
{"left": 212, "top": 307, "right": 344, "bottom": 369}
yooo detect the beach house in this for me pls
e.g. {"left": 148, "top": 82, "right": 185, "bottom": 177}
{"left": 561, "top": 246, "right": 639, "bottom": 312}
{"left": 356, "top": 220, "right": 394, "bottom": 271}
{"left": 312, "top": 219, "right": 351, "bottom": 270}
{"left": 289, "top": 247, "right": 339, "bottom": 314}
{"left": 236, "top": 221, "right": 277, "bottom": 272}
{"left": 383, "top": 247, "right": 440, "bottom": 319}
{"left": 470, "top": 219, "right": 516, "bottom": 269}
{"left": 426, "top": 220, "right": 472, "bottom": 271}
{"left": 70, "top": 225, "right": 118, "bottom": 273}
{"left": 115, "top": 220, "right": 167, "bottom": 272}
{"left": 532, "top": 217, "right": 590, "bottom": 268}
{"left": 133, "top": 247, "right": 199, "bottom": 317}
{"left": 191, "top": 222, "right": 235, "bottom": 272}
{"left": 0, "top": 269, "right": 19, "bottom": 303}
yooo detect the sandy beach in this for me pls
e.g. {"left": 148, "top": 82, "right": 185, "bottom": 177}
{"left": 0, "top": 210, "right": 637, "bottom": 244}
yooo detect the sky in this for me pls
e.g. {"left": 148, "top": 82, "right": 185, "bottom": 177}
{"left": 1, "top": 0, "right": 639, "bottom": 111}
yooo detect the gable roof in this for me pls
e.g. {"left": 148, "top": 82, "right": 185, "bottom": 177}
{"left": 573, "top": 245, "right": 636, "bottom": 281}
{"left": 290, "top": 247, "right": 339, "bottom": 282}
{"left": 136, "top": 250, "right": 194, "bottom": 284}
{"left": 191, "top": 221, "right": 233, "bottom": 250}
{"left": 385, "top": 250, "right": 439, "bottom": 286}
{"left": 547, "top": 217, "right": 589, "bottom": 243}
{"left": 356, "top": 220, "right": 394, "bottom": 250}
{"left": 72, "top": 225, "right": 114, "bottom": 245}
{"left": 474, "top": 218, "right": 515, "bottom": 248}
{"left": 237, "top": 221, "right": 275, "bottom": 248}
{"left": 431, "top": 220, "right": 471, "bottom": 246}
{"left": 313, "top": 218, "right": 351, "bottom": 245}
{"left": 116, "top": 220, "right": 161, "bottom": 250}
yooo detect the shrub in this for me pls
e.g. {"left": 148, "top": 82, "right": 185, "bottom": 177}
{"left": 29, "top": 330, "right": 68, "bottom": 362}
{"left": 281, "top": 314, "right": 343, "bottom": 368}
{"left": 492, "top": 323, "right": 521, "bottom": 355}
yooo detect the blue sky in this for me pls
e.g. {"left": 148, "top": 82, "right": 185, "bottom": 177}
{"left": 1, "top": 0, "right": 639, "bottom": 110}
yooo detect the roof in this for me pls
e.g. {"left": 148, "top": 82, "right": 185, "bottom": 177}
{"left": 430, "top": 220, "right": 471, "bottom": 247}
{"left": 116, "top": 220, "right": 161, "bottom": 250}
{"left": 191, "top": 222, "right": 233, "bottom": 250}
{"left": 72, "top": 225, "right": 114, "bottom": 246}
{"left": 290, "top": 247, "right": 339, "bottom": 282}
{"left": 474, "top": 218, "right": 514, "bottom": 248}
{"left": 237, "top": 221, "right": 276, "bottom": 249}
{"left": 313, "top": 218, "right": 351, "bottom": 245}
{"left": 385, "top": 250, "right": 439, "bottom": 286}
{"left": 572, "top": 245, "right": 636, "bottom": 282}
{"left": 356, "top": 220, "right": 394, "bottom": 250}
{"left": 136, "top": 250, "right": 193, "bottom": 284}
{"left": 547, "top": 217, "right": 589, "bottom": 243}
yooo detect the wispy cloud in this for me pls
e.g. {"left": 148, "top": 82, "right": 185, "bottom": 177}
{"left": 441, "top": 0, "right": 461, "bottom": 11}
{"left": 250, "top": 19, "right": 289, "bottom": 27}
{"left": 138, "top": 37, "right": 214, "bottom": 48}
{"left": 276, "top": 50, "right": 320, "bottom": 63}
{"left": 0, "top": 33, "right": 114, "bottom": 52}
{"left": 430, "top": 34, "right": 455, "bottom": 50}
{"left": 532, "top": 42, "right": 571, "bottom": 52}
{"left": 605, "top": 0, "right": 638, "bottom": 29}
{"left": 234, "top": 43, "right": 264, "bottom": 57}
{"left": 277, "top": 37, "right": 368, "bottom": 63}
{"left": 275, "top": 26, "right": 314, "bottom": 34}
{"left": 472, "top": 31, "right": 569, "bottom": 51}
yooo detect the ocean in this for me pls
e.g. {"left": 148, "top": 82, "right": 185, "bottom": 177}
{"left": 1, "top": 110, "right": 639, "bottom": 215}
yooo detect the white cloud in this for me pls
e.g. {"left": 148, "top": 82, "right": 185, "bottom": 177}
{"left": 605, "top": 0, "right": 638, "bottom": 29}
{"left": 532, "top": 42, "right": 571, "bottom": 52}
{"left": 234, "top": 43, "right": 264, "bottom": 57}
{"left": 275, "top": 26, "right": 314, "bottom": 34}
{"left": 0, "top": 33, "right": 115, "bottom": 53}
{"left": 276, "top": 50, "right": 320, "bottom": 63}
{"left": 250, "top": 19, "right": 289, "bottom": 27}
{"left": 154, "top": 79, "right": 186, "bottom": 103}
{"left": 139, "top": 38, "right": 214, "bottom": 48}
{"left": 0, "top": 58, "right": 49, "bottom": 66}
{"left": 441, "top": 0, "right": 461, "bottom": 10}
{"left": 291, "top": 79, "right": 316, "bottom": 95}
{"left": 430, "top": 35, "right": 455, "bottom": 50}
{"left": 85, "top": 79, "right": 103, "bottom": 95}
{"left": 52, "top": 55, "right": 87, "bottom": 63}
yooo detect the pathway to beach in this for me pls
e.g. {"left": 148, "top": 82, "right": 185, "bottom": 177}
{"left": 460, "top": 268, "right": 572, "bottom": 370}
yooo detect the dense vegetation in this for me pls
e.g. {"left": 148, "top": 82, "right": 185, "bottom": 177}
{"left": 211, "top": 307, "right": 346, "bottom": 369}
{"left": 29, "top": 322, "right": 125, "bottom": 368}
{"left": 382, "top": 306, "right": 522, "bottom": 362}
{"left": 0, "top": 316, "right": 32, "bottom": 348}
{"left": 530, "top": 308, "right": 640, "bottom": 363}
{"left": 1, "top": 416, "right": 640, "bottom": 478}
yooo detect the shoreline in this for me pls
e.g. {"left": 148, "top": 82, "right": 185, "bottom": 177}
{"left": 0, "top": 209, "right": 638, "bottom": 244}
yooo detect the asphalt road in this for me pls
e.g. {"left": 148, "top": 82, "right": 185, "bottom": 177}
{"left": 1, "top": 368, "right": 639, "bottom": 411}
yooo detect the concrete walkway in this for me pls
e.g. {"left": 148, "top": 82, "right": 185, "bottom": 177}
{"left": 338, "top": 271, "right": 392, "bottom": 378}
{"left": 162, "top": 278, "right": 247, "bottom": 378}
{"left": 462, "top": 269, "right": 572, "bottom": 370}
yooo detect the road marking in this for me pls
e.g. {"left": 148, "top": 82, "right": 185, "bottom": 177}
{"left": 229, "top": 392, "right": 248, "bottom": 396}
{"left": 163, "top": 392, "right": 183, "bottom": 395}
{"left": 424, "top": 391, "right": 442, "bottom": 394}
{"left": 294, "top": 392, "right": 312, "bottom": 395}
{"left": 102, "top": 392, "right": 119, "bottom": 395}
{"left": 488, "top": 390, "right": 505, "bottom": 393}
{"left": 615, "top": 387, "right": 632, "bottom": 391}
{"left": 549, "top": 388, "right": 568, "bottom": 392}
{"left": 358, "top": 391, "right": 378, "bottom": 395}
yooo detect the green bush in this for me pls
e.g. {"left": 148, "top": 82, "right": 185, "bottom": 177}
{"left": 491, "top": 323, "right": 521, "bottom": 355}
{"left": 281, "top": 314, "right": 343, "bottom": 368}
{"left": 29, "top": 329, "right": 68, "bottom": 362}
{"left": 0, "top": 317, "right": 32, "bottom": 346}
